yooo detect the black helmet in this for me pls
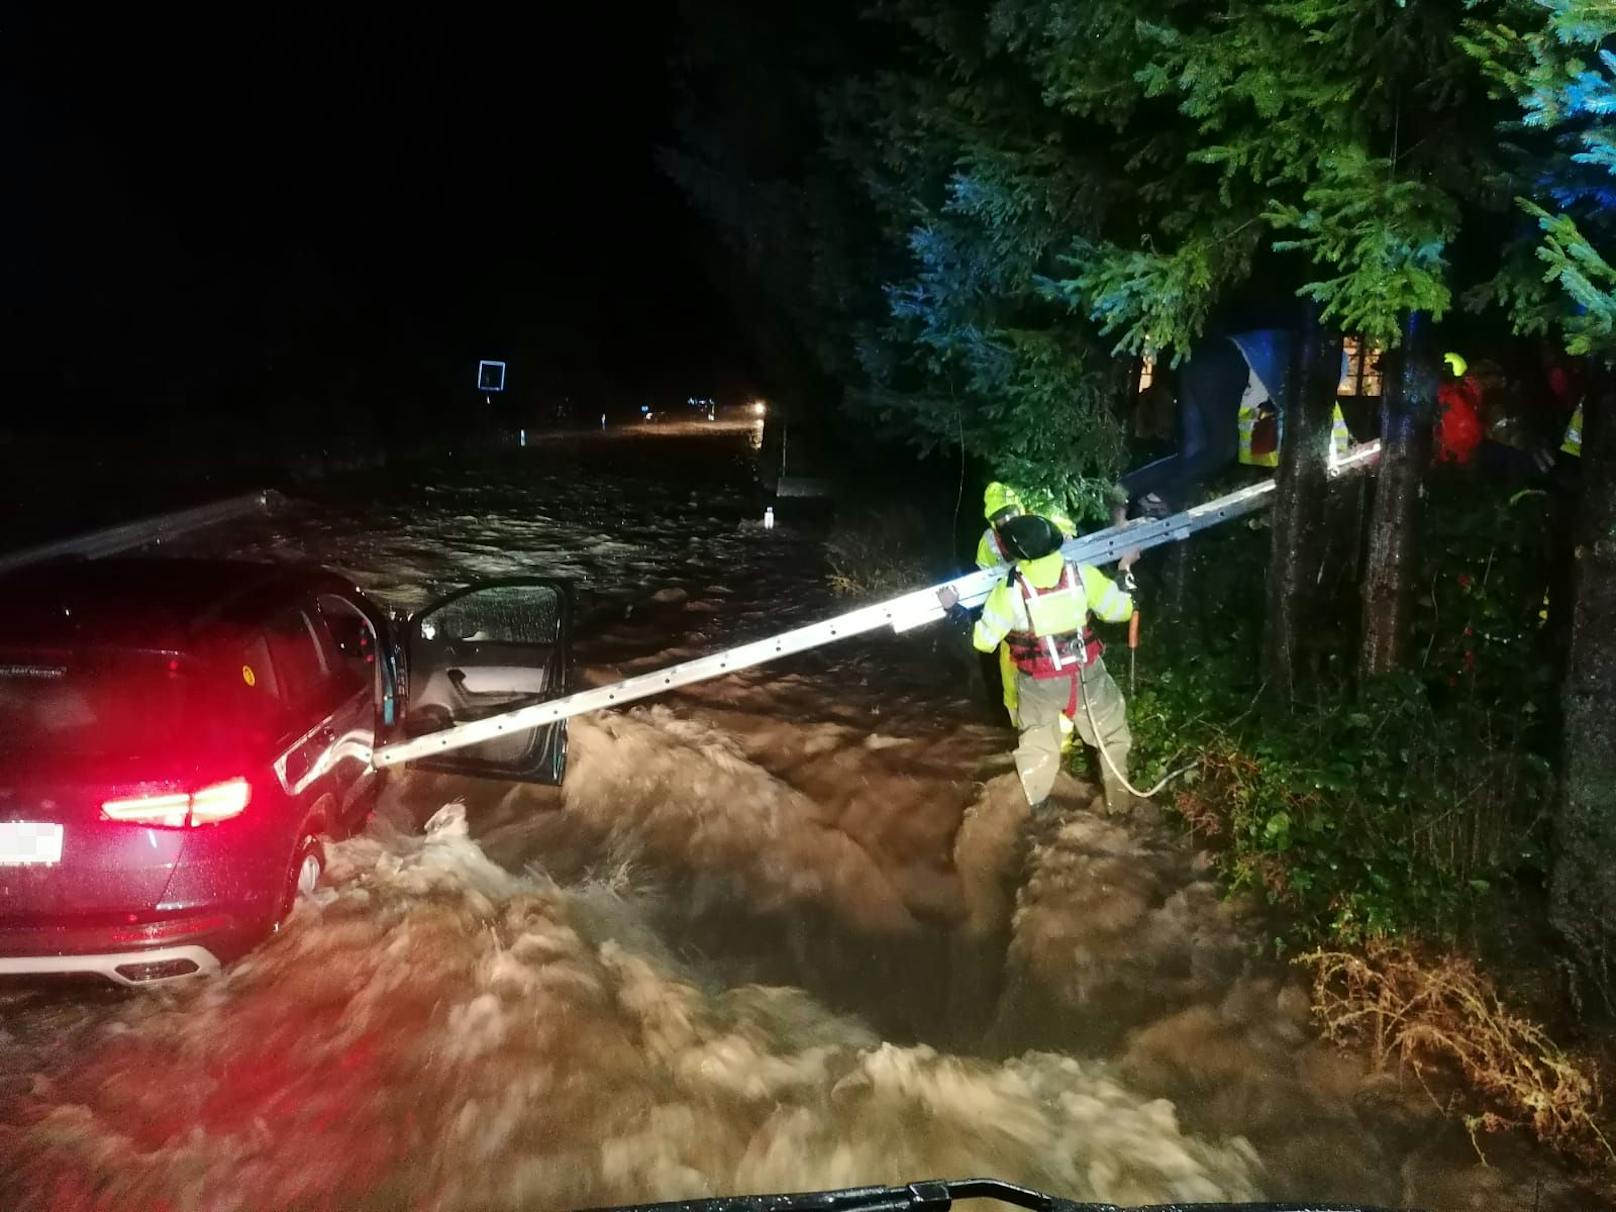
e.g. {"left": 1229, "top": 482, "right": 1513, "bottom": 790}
{"left": 996, "top": 514, "right": 1064, "bottom": 561}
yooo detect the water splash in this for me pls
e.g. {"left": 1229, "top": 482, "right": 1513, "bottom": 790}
{"left": 0, "top": 805, "right": 1260, "bottom": 1211}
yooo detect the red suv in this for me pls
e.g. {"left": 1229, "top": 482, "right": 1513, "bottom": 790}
{"left": 0, "top": 558, "right": 570, "bottom": 986}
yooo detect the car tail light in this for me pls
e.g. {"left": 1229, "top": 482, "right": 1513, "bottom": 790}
{"left": 188, "top": 779, "right": 252, "bottom": 824}
{"left": 100, "top": 790, "right": 191, "bottom": 827}
{"left": 101, "top": 778, "right": 252, "bottom": 828}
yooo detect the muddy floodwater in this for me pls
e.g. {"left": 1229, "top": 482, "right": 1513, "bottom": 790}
{"left": 0, "top": 423, "right": 1604, "bottom": 1211}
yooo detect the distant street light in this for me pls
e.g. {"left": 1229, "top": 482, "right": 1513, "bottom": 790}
{"left": 753, "top": 400, "right": 766, "bottom": 416}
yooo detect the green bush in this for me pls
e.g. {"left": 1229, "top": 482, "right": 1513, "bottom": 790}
{"left": 1129, "top": 477, "right": 1558, "bottom": 950}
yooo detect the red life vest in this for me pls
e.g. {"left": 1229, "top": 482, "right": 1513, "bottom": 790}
{"left": 1004, "top": 564, "right": 1103, "bottom": 679}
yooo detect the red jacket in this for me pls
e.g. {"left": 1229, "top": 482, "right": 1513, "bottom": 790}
{"left": 1436, "top": 377, "right": 1483, "bottom": 464}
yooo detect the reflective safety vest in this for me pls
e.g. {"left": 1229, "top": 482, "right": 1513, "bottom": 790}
{"left": 1005, "top": 564, "right": 1103, "bottom": 676}
{"left": 1563, "top": 404, "right": 1583, "bottom": 457}
{"left": 1237, "top": 402, "right": 1281, "bottom": 467}
{"left": 1330, "top": 404, "right": 1351, "bottom": 463}
{"left": 1241, "top": 403, "right": 1352, "bottom": 470}
{"left": 976, "top": 559, "right": 1131, "bottom": 669}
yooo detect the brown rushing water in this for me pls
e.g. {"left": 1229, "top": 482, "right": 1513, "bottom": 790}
{"left": 0, "top": 424, "right": 1604, "bottom": 1211}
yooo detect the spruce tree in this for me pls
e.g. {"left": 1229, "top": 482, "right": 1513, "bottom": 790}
{"left": 1464, "top": 0, "right": 1616, "bottom": 990}
{"left": 1009, "top": 0, "right": 1496, "bottom": 678}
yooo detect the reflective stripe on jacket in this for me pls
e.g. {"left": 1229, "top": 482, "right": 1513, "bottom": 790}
{"left": 1330, "top": 404, "right": 1351, "bottom": 463}
{"left": 1563, "top": 404, "right": 1583, "bottom": 457}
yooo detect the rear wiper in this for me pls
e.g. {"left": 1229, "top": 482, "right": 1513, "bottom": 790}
{"left": 577, "top": 1176, "right": 1406, "bottom": 1212}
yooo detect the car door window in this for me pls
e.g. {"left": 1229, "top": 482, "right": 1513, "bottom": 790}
{"left": 264, "top": 608, "right": 331, "bottom": 714}
{"left": 399, "top": 579, "right": 571, "bottom": 785}
{"left": 316, "top": 594, "right": 379, "bottom": 700}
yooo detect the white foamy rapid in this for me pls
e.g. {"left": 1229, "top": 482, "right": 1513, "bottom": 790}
{"left": 0, "top": 429, "right": 1283, "bottom": 1209}
{"left": 1, "top": 804, "right": 1260, "bottom": 1210}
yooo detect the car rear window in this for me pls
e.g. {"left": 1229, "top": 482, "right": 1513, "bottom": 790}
{"left": 0, "top": 650, "right": 200, "bottom": 759}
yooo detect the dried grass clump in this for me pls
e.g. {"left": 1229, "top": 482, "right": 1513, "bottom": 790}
{"left": 1299, "top": 943, "right": 1614, "bottom": 1167}
{"left": 824, "top": 508, "right": 936, "bottom": 599}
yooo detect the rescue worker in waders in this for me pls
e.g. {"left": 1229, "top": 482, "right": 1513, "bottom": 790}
{"left": 944, "top": 513, "right": 1136, "bottom": 817}
{"left": 974, "top": 483, "right": 1077, "bottom": 738}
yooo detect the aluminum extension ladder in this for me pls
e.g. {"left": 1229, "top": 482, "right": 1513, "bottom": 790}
{"left": 371, "top": 443, "right": 1380, "bottom": 769}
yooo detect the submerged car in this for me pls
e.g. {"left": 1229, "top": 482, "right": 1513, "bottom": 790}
{"left": 0, "top": 557, "right": 571, "bottom": 986}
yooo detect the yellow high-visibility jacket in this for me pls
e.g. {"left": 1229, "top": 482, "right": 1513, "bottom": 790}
{"left": 973, "top": 553, "right": 1133, "bottom": 656}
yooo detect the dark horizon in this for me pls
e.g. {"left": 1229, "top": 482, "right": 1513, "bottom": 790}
{"left": 3, "top": 7, "right": 759, "bottom": 440}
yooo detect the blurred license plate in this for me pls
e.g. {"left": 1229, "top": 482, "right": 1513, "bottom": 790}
{"left": 0, "top": 822, "right": 63, "bottom": 866}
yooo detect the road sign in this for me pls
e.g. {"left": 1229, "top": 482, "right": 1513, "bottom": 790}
{"left": 477, "top": 360, "right": 506, "bottom": 392}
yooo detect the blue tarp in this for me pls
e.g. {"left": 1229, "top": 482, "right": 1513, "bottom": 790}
{"left": 1228, "top": 329, "right": 1292, "bottom": 406}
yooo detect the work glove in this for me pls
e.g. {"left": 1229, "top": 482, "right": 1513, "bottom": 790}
{"left": 936, "top": 585, "right": 973, "bottom": 624}
{"left": 1117, "top": 548, "right": 1141, "bottom": 597}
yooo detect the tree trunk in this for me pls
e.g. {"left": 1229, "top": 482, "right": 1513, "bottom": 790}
{"left": 1551, "top": 373, "right": 1616, "bottom": 991}
{"left": 1156, "top": 538, "right": 1194, "bottom": 661}
{"left": 1359, "top": 311, "right": 1437, "bottom": 678}
{"left": 1264, "top": 304, "right": 1342, "bottom": 700}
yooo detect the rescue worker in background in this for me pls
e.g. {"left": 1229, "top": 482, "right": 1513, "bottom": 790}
{"left": 942, "top": 514, "right": 1136, "bottom": 816}
{"left": 1237, "top": 359, "right": 1356, "bottom": 469}
{"left": 1562, "top": 402, "right": 1583, "bottom": 458}
{"left": 1435, "top": 351, "right": 1484, "bottom": 465}
{"left": 1542, "top": 339, "right": 1586, "bottom": 461}
{"left": 1236, "top": 364, "right": 1281, "bottom": 468}
{"left": 975, "top": 482, "right": 1077, "bottom": 571}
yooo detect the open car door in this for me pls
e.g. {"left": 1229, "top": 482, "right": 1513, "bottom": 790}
{"left": 396, "top": 578, "right": 572, "bottom": 783}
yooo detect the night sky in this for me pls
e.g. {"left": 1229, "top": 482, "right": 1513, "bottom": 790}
{"left": 3, "top": 8, "right": 752, "bottom": 438}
